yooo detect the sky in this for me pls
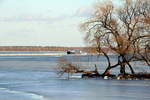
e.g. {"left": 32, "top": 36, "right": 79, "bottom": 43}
{"left": 0, "top": 0, "right": 96, "bottom": 47}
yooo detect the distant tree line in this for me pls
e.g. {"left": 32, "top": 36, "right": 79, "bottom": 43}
{"left": 0, "top": 46, "right": 90, "bottom": 52}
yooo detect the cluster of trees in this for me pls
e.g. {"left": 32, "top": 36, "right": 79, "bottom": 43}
{"left": 80, "top": 0, "right": 150, "bottom": 76}
{"left": 57, "top": 0, "right": 150, "bottom": 79}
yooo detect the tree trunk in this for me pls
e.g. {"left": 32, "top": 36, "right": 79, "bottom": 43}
{"left": 126, "top": 62, "right": 135, "bottom": 74}
{"left": 120, "top": 65, "right": 126, "bottom": 75}
{"left": 103, "top": 63, "right": 119, "bottom": 75}
{"left": 122, "top": 56, "right": 135, "bottom": 74}
{"left": 119, "top": 59, "right": 126, "bottom": 75}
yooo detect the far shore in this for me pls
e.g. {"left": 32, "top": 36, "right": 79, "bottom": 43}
{"left": 0, "top": 50, "right": 65, "bottom": 52}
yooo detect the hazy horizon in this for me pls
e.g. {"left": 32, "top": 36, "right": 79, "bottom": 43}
{"left": 0, "top": 0, "right": 96, "bottom": 47}
{"left": 0, "top": 0, "right": 121, "bottom": 47}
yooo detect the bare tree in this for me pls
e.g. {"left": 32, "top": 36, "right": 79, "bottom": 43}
{"left": 56, "top": 57, "right": 100, "bottom": 79}
{"left": 80, "top": 0, "right": 150, "bottom": 75}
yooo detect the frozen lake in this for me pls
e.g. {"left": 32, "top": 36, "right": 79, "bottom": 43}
{"left": 0, "top": 52, "right": 150, "bottom": 100}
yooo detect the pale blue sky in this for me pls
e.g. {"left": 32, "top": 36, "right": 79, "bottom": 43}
{"left": 0, "top": 0, "right": 120, "bottom": 47}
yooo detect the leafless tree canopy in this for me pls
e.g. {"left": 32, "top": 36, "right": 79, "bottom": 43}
{"left": 81, "top": 0, "right": 150, "bottom": 75}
